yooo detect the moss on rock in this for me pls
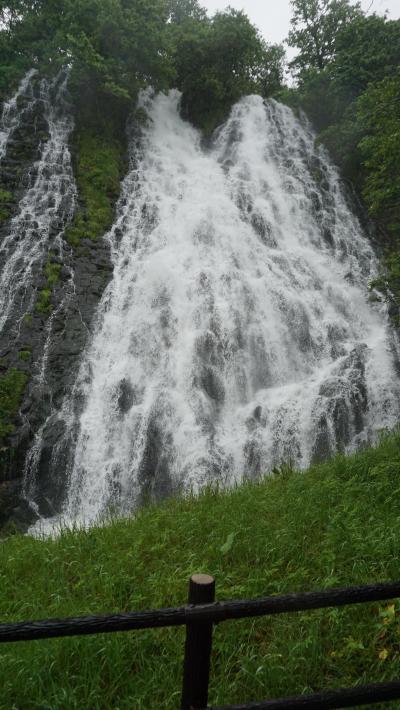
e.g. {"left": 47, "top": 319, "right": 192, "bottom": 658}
{"left": 35, "top": 287, "right": 53, "bottom": 316}
{"left": 34, "top": 259, "right": 62, "bottom": 317}
{"left": 45, "top": 261, "right": 61, "bottom": 287}
{"left": 0, "top": 369, "right": 28, "bottom": 442}
{"left": 18, "top": 349, "right": 31, "bottom": 362}
{"left": 0, "top": 189, "right": 13, "bottom": 224}
{"left": 66, "top": 130, "right": 126, "bottom": 247}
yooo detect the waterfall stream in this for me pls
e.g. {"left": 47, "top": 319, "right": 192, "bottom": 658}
{"left": 0, "top": 69, "right": 37, "bottom": 160}
{"left": 28, "top": 90, "right": 400, "bottom": 531}
{"left": 0, "top": 71, "right": 76, "bottom": 334}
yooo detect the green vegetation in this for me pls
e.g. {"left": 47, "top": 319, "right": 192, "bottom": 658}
{"left": 0, "top": 432, "right": 400, "bottom": 707}
{"left": 358, "top": 75, "right": 400, "bottom": 311}
{"left": 35, "top": 260, "right": 62, "bottom": 316}
{"left": 0, "top": 368, "right": 28, "bottom": 441}
{"left": 66, "top": 130, "right": 125, "bottom": 246}
{"left": 0, "top": 0, "right": 284, "bottom": 134}
{"left": 0, "top": 189, "right": 12, "bottom": 224}
{"left": 172, "top": 8, "right": 284, "bottom": 132}
{"left": 44, "top": 261, "right": 61, "bottom": 287}
{"left": 285, "top": 0, "right": 400, "bottom": 315}
{"left": 35, "top": 288, "right": 52, "bottom": 316}
{"left": 18, "top": 349, "right": 31, "bottom": 362}
{"left": 288, "top": 0, "right": 362, "bottom": 74}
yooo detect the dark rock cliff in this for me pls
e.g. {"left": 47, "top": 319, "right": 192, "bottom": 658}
{"left": 0, "top": 81, "right": 120, "bottom": 531}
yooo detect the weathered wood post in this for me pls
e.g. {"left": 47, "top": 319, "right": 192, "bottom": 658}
{"left": 181, "top": 574, "right": 215, "bottom": 710}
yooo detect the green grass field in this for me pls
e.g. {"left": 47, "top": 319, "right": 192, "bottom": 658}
{"left": 1, "top": 431, "right": 400, "bottom": 708}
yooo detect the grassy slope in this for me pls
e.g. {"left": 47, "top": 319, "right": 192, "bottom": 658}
{"left": 1, "top": 433, "right": 400, "bottom": 708}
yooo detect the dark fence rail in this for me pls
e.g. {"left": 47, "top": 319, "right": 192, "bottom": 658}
{"left": 206, "top": 681, "right": 400, "bottom": 709}
{"left": 1, "top": 576, "right": 400, "bottom": 709}
{"left": 2, "top": 580, "right": 400, "bottom": 643}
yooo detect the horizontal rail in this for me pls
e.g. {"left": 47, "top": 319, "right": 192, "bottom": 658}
{"left": 206, "top": 680, "right": 400, "bottom": 709}
{"left": 1, "top": 581, "right": 399, "bottom": 643}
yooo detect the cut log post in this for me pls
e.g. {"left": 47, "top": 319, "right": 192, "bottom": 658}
{"left": 181, "top": 574, "right": 216, "bottom": 710}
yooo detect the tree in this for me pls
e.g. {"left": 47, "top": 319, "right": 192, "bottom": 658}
{"left": 0, "top": 0, "right": 174, "bottom": 118}
{"left": 0, "top": 0, "right": 284, "bottom": 132}
{"left": 332, "top": 14, "right": 400, "bottom": 98}
{"left": 287, "top": 0, "right": 362, "bottom": 76}
{"left": 358, "top": 73, "right": 400, "bottom": 311}
{"left": 358, "top": 74, "right": 400, "bottom": 234}
{"left": 255, "top": 42, "right": 286, "bottom": 98}
{"left": 173, "top": 8, "right": 267, "bottom": 132}
{"left": 165, "top": 0, "right": 206, "bottom": 23}
{"left": 285, "top": 0, "right": 400, "bottom": 317}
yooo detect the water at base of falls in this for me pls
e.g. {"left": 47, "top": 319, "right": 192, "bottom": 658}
{"left": 28, "top": 89, "right": 400, "bottom": 534}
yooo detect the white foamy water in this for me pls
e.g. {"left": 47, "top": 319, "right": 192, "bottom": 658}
{"left": 0, "top": 69, "right": 37, "bottom": 160}
{"left": 29, "top": 90, "right": 400, "bottom": 532}
{"left": 0, "top": 72, "right": 77, "bottom": 333}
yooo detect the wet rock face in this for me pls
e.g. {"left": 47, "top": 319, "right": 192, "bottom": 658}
{"left": 138, "top": 417, "right": 175, "bottom": 504}
{"left": 0, "top": 82, "right": 116, "bottom": 529}
{"left": 312, "top": 345, "right": 368, "bottom": 463}
{"left": 0, "top": 235, "right": 114, "bottom": 528}
{"left": 0, "top": 480, "right": 33, "bottom": 531}
{"left": 0, "top": 84, "right": 48, "bottom": 498}
{"left": 0, "top": 87, "right": 47, "bottom": 211}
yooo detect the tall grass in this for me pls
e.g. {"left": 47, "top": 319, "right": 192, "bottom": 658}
{"left": 1, "top": 432, "right": 400, "bottom": 708}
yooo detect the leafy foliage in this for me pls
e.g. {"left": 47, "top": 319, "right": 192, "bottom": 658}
{"left": 171, "top": 7, "right": 284, "bottom": 132}
{"left": 358, "top": 75, "right": 400, "bottom": 310}
{"left": 332, "top": 14, "right": 400, "bottom": 99}
{"left": 358, "top": 75, "right": 400, "bottom": 228}
{"left": 0, "top": 0, "right": 285, "bottom": 133}
{"left": 286, "top": 4, "right": 400, "bottom": 318}
{"left": 0, "top": 0, "right": 172, "bottom": 101}
{"left": 256, "top": 43, "right": 286, "bottom": 98}
{"left": 288, "top": 0, "right": 362, "bottom": 76}
{"left": 165, "top": 0, "right": 207, "bottom": 23}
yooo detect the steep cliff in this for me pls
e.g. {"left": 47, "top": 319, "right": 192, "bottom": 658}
{"left": 0, "top": 72, "right": 127, "bottom": 529}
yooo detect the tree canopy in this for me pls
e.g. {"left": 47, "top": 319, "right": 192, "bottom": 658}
{"left": 173, "top": 8, "right": 283, "bottom": 131}
{"left": 287, "top": 0, "right": 362, "bottom": 75}
{"left": 285, "top": 1, "right": 400, "bottom": 314}
{"left": 0, "top": 0, "right": 284, "bottom": 132}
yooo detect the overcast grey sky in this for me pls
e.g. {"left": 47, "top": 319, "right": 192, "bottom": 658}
{"left": 202, "top": 0, "right": 400, "bottom": 51}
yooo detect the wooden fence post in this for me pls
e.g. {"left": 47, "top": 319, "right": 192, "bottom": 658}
{"left": 181, "top": 574, "right": 215, "bottom": 710}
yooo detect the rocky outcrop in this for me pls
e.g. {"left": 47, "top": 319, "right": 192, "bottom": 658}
{"left": 0, "top": 80, "right": 119, "bottom": 531}
{"left": 0, "top": 241, "right": 114, "bottom": 532}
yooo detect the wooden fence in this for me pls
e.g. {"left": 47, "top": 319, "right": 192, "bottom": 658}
{"left": 1, "top": 575, "right": 400, "bottom": 708}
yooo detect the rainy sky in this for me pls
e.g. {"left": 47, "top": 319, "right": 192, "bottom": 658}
{"left": 202, "top": 0, "right": 399, "bottom": 58}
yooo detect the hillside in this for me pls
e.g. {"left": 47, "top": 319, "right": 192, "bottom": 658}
{"left": 1, "top": 432, "right": 400, "bottom": 708}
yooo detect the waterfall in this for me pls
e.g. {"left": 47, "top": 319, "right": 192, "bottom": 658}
{"left": 0, "top": 69, "right": 37, "bottom": 160}
{"left": 29, "top": 90, "right": 400, "bottom": 531}
{"left": 0, "top": 71, "right": 77, "bottom": 333}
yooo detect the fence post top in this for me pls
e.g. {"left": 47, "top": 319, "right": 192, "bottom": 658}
{"left": 191, "top": 574, "right": 215, "bottom": 587}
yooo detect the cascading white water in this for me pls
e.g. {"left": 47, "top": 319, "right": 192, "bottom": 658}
{"left": 0, "top": 71, "right": 77, "bottom": 333}
{"left": 31, "top": 90, "right": 400, "bottom": 530}
{"left": 0, "top": 69, "right": 37, "bottom": 160}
